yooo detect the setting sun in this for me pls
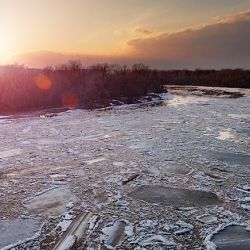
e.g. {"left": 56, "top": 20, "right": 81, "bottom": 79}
{"left": 0, "top": 42, "right": 6, "bottom": 58}
{"left": 0, "top": 40, "right": 9, "bottom": 64}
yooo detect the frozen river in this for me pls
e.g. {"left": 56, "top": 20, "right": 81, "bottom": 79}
{"left": 0, "top": 86, "right": 249, "bottom": 249}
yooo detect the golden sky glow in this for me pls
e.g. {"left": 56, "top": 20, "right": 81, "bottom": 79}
{"left": 0, "top": 0, "right": 250, "bottom": 68}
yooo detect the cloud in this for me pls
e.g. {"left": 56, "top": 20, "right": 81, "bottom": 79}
{"left": 12, "top": 50, "right": 137, "bottom": 69}
{"left": 127, "top": 10, "right": 250, "bottom": 69}
{"left": 11, "top": 10, "right": 250, "bottom": 69}
{"left": 134, "top": 27, "right": 153, "bottom": 35}
{"left": 12, "top": 51, "right": 113, "bottom": 68}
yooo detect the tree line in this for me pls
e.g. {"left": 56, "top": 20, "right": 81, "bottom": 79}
{"left": 161, "top": 69, "right": 250, "bottom": 88}
{"left": 0, "top": 61, "right": 249, "bottom": 114}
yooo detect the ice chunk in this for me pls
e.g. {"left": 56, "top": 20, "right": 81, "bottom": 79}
{"left": 23, "top": 187, "right": 78, "bottom": 217}
{"left": 0, "top": 218, "right": 42, "bottom": 249}
{"left": 0, "top": 149, "right": 22, "bottom": 158}
{"left": 129, "top": 185, "right": 222, "bottom": 207}
{"left": 211, "top": 225, "right": 250, "bottom": 250}
{"left": 101, "top": 221, "right": 127, "bottom": 248}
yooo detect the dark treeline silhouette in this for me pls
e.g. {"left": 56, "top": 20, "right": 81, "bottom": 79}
{"left": 0, "top": 61, "right": 249, "bottom": 114}
{"left": 161, "top": 69, "right": 250, "bottom": 88}
{"left": 0, "top": 62, "right": 165, "bottom": 114}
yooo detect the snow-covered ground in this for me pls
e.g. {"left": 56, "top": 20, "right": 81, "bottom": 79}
{"left": 0, "top": 86, "right": 249, "bottom": 249}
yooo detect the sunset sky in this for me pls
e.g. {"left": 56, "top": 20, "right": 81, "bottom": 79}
{"left": 0, "top": 0, "right": 250, "bottom": 69}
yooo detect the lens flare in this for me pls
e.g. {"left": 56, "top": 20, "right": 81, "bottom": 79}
{"left": 62, "top": 92, "right": 79, "bottom": 108}
{"left": 35, "top": 74, "right": 52, "bottom": 90}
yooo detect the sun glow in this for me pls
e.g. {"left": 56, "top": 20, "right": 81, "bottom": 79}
{"left": 0, "top": 41, "right": 9, "bottom": 64}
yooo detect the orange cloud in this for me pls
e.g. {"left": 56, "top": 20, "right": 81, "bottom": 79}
{"left": 127, "top": 9, "right": 250, "bottom": 69}
{"left": 13, "top": 51, "right": 120, "bottom": 68}
{"left": 11, "top": 10, "right": 250, "bottom": 69}
{"left": 134, "top": 27, "right": 153, "bottom": 35}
